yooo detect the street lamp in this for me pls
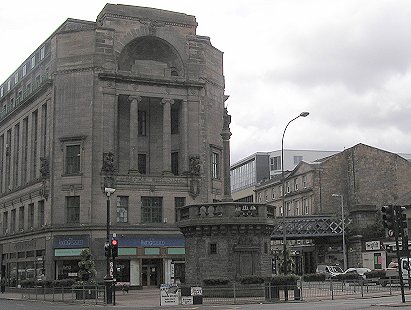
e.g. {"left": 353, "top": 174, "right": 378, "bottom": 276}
{"left": 104, "top": 187, "right": 115, "bottom": 304}
{"left": 281, "top": 111, "right": 309, "bottom": 274}
{"left": 332, "top": 194, "right": 347, "bottom": 271}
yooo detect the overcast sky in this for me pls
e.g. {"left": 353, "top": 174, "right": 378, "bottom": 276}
{"left": 2, "top": 0, "right": 411, "bottom": 163}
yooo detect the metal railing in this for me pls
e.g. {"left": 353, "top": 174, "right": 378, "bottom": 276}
{"left": 7, "top": 285, "right": 106, "bottom": 305}
{"left": 199, "top": 279, "right": 406, "bottom": 305}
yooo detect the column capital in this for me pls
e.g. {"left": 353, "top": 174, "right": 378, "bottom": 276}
{"left": 128, "top": 95, "right": 142, "bottom": 103}
{"left": 161, "top": 98, "right": 174, "bottom": 106}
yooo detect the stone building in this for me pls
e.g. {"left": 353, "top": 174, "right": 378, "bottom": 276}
{"left": 255, "top": 143, "right": 411, "bottom": 273}
{"left": 0, "top": 4, "right": 226, "bottom": 287}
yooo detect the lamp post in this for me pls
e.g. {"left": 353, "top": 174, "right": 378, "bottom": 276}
{"left": 332, "top": 194, "right": 347, "bottom": 271}
{"left": 104, "top": 187, "right": 115, "bottom": 304}
{"left": 281, "top": 112, "right": 309, "bottom": 274}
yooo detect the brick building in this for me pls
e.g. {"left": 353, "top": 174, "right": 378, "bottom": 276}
{"left": 0, "top": 4, "right": 226, "bottom": 286}
{"left": 256, "top": 143, "right": 411, "bottom": 272}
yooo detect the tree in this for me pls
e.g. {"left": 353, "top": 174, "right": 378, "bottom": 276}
{"left": 77, "top": 249, "right": 96, "bottom": 283}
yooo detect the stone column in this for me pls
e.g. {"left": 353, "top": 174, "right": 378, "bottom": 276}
{"left": 181, "top": 100, "right": 188, "bottom": 173}
{"left": 128, "top": 95, "right": 141, "bottom": 173}
{"left": 221, "top": 107, "right": 233, "bottom": 201}
{"left": 161, "top": 98, "right": 174, "bottom": 175}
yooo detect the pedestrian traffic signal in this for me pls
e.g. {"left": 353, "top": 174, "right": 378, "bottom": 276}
{"left": 111, "top": 239, "right": 118, "bottom": 258}
{"left": 104, "top": 242, "right": 111, "bottom": 258}
{"left": 382, "top": 205, "right": 395, "bottom": 231}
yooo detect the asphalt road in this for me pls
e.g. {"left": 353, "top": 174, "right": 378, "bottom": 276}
{"left": 1, "top": 295, "right": 411, "bottom": 310}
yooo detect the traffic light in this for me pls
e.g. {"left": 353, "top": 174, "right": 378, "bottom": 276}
{"left": 382, "top": 205, "right": 395, "bottom": 232}
{"left": 104, "top": 242, "right": 111, "bottom": 258}
{"left": 111, "top": 238, "right": 118, "bottom": 258}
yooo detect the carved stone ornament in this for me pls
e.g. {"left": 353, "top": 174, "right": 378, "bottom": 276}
{"left": 40, "top": 157, "right": 50, "bottom": 179}
{"left": 189, "top": 155, "right": 201, "bottom": 176}
{"left": 101, "top": 152, "right": 115, "bottom": 175}
{"left": 189, "top": 179, "right": 200, "bottom": 199}
{"left": 223, "top": 107, "right": 232, "bottom": 130}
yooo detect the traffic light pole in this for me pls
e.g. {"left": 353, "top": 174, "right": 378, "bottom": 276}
{"left": 104, "top": 189, "right": 114, "bottom": 305}
{"left": 394, "top": 207, "right": 405, "bottom": 303}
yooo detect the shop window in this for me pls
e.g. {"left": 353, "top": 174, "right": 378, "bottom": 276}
{"left": 66, "top": 196, "right": 80, "bottom": 224}
{"left": 141, "top": 197, "right": 162, "bottom": 223}
{"left": 117, "top": 196, "right": 129, "bottom": 223}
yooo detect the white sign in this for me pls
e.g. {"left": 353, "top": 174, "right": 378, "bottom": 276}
{"left": 160, "top": 284, "right": 179, "bottom": 306}
{"left": 191, "top": 286, "right": 202, "bottom": 296}
{"left": 366, "top": 241, "right": 381, "bottom": 251}
{"left": 181, "top": 296, "right": 193, "bottom": 305}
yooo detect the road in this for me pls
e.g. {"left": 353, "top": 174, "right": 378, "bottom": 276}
{"left": 1, "top": 295, "right": 411, "bottom": 310}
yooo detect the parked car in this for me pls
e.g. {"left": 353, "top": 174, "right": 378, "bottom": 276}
{"left": 316, "top": 265, "right": 343, "bottom": 279}
{"left": 342, "top": 267, "right": 371, "bottom": 280}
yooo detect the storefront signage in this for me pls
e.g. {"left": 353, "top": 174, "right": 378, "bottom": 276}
{"left": 160, "top": 284, "right": 179, "bottom": 306}
{"left": 365, "top": 241, "right": 381, "bottom": 251}
{"left": 53, "top": 235, "right": 90, "bottom": 249}
{"left": 115, "top": 235, "right": 185, "bottom": 247}
{"left": 117, "top": 175, "right": 187, "bottom": 186}
{"left": 54, "top": 248, "right": 86, "bottom": 257}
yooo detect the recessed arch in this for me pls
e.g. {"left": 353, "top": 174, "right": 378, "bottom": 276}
{"left": 118, "top": 36, "right": 184, "bottom": 77}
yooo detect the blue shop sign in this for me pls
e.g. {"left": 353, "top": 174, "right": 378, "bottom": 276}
{"left": 53, "top": 235, "right": 90, "bottom": 249}
{"left": 113, "top": 235, "right": 185, "bottom": 247}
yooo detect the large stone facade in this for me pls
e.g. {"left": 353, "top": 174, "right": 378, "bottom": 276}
{"left": 0, "top": 4, "right": 226, "bottom": 287}
{"left": 255, "top": 143, "right": 411, "bottom": 273}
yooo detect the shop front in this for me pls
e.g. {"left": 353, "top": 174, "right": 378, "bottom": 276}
{"left": 53, "top": 234, "right": 89, "bottom": 280}
{"left": 115, "top": 234, "right": 185, "bottom": 287}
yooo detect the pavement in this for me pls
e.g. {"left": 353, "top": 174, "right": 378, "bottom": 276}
{"left": 0, "top": 287, "right": 162, "bottom": 308}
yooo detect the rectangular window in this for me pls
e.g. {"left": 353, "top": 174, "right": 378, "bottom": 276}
{"left": 286, "top": 201, "right": 291, "bottom": 216}
{"left": 65, "top": 145, "right": 81, "bottom": 174}
{"left": 31, "top": 56, "right": 36, "bottom": 69}
{"left": 31, "top": 110, "right": 38, "bottom": 180}
{"left": 117, "top": 196, "right": 129, "bottom": 223}
{"left": 171, "top": 152, "right": 179, "bottom": 175}
{"left": 19, "top": 206, "right": 24, "bottom": 231}
{"left": 171, "top": 107, "right": 179, "bottom": 134}
{"left": 302, "top": 175, "right": 307, "bottom": 188}
{"left": 0, "top": 87, "right": 3, "bottom": 97}
{"left": 211, "top": 152, "right": 220, "bottom": 179}
{"left": 38, "top": 200, "right": 44, "bottom": 227}
{"left": 14, "top": 72, "right": 18, "bottom": 84}
{"left": 6, "top": 130, "right": 12, "bottom": 190}
{"left": 7, "top": 80, "right": 10, "bottom": 91}
{"left": 294, "top": 200, "right": 300, "bottom": 216}
{"left": 22, "top": 118, "right": 28, "bottom": 184}
{"left": 303, "top": 198, "right": 309, "bottom": 215}
{"left": 28, "top": 203, "right": 34, "bottom": 228}
{"left": 138, "top": 154, "right": 147, "bottom": 174}
{"left": 270, "top": 156, "right": 281, "bottom": 171}
{"left": 41, "top": 103, "right": 47, "bottom": 156}
{"left": 141, "top": 197, "right": 162, "bottom": 223}
{"left": 209, "top": 243, "right": 217, "bottom": 255}
{"left": 271, "top": 188, "right": 275, "bottom": 200}
{"left": 294, "top": 156, "right": 303, "bottom": 165}
{"left": 22, "top": 65, "right": 27, "bottom": 77}
{"left": 66, "top": 196, "right": 80, "bottom": 224}
{"left": 11, "top": 209, "right": 16, "bottom": 233}
{"left": 286, "top": 181, "right": 290, "bottom": 193}
{"left": 3, "top": 211, "right": 8, "bottom": 234}
{"left": 0, "top": 135, "right": 3, "bottom": 192}
{"left": 14, "top": 124, "right": 20, "bottom": 188}
{"left": 40, "top": 46, "right": 45, "bottom": 60}
{"left": 174, "top": 197, "right": 186, "bottom": 222}
{"left": 265, "top": 190, "right": 268, "bottom": 201}
{"left": 138, "top": 111, "right": 146, "bottom": 136}
{"left": 294, "top": 179, "right": 298, "bottom": 191}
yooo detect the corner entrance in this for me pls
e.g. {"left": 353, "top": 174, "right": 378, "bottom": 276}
{"left": 141, "top": 259, "right": 161, "bottom": 286}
